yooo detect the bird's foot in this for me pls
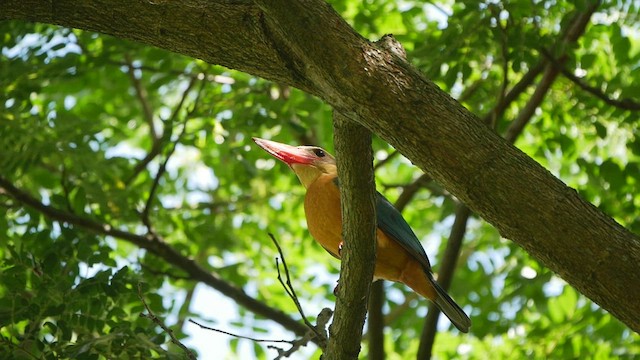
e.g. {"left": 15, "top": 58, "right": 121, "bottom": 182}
{"left": 338, "top": 241, "right": 343, "bottom": 256}
{"left": 333, "top": 280, "right": 340, "bottom": 296}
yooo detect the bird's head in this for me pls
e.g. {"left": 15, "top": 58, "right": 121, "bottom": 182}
{"left": 253, "top": 137, "right": 336, "bottom": 188}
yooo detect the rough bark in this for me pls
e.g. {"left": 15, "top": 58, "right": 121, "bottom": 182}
{"left": 324, "top": 112, "right": 377, "bottom": 359}
{"left": 2, "top": 0, "right": 640, "bottom": 333}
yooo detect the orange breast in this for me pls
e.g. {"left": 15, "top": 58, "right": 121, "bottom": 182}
{"left": 304, "top": 174, "right": 343, "bottom": 257}
{"left": 304, "top": 174, "right": 436, "bottom": 300}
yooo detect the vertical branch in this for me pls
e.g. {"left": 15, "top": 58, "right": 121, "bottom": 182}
{"left": 124, "top": 53, "right": 159, "bottom": 142}
{"left": 324, "top": 112, "right": 377, "bottom": 359}
{"left": 416, "top": 205, "right": 471, "bottom": 360}
{"left": 367, "top": 280, "right": 385, "bottom": 360}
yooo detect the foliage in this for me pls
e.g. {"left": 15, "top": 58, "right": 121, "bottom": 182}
{"left": 1, "top": 0, "right": 639, "bottom": 359}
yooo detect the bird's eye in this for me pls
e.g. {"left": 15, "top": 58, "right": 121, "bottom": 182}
{"left": 313, "top": 148, "right": 325, "bottom": 157}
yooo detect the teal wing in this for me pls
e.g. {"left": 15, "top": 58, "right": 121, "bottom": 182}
{"left": 377, "top": 192, "right": 471, "bottom": 332}
{"left": 332, "top": 178, "right": 432, "bottom": 272}
{"left": 375, "top": 193, "right": 433, "bottom": 272}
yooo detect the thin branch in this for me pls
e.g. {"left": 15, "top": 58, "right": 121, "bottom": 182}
{"left": 540, "top": 49, "right": 640, "bottom": 111}
{"left": 138, "top": 283, "right": 197, "bottom": 360}
{"left": 504, "top": 1, "right": 601, "bottom": 143}
{"left": 140, "top": 121, "right": 182, "bottom": 233}
{"left": 481, "top": 61, "right": 546, "bottom": 125}
{"left": 380, "top": 175, "right": 449, "bottom": 205}
{"left": 140, "top": 262, "right": 192, "bottom": 280}
{"left": 0, "top": 175, "right": 313, "bottom": 340}
{"left": 269, "top": 233, "right": 327, "bottom": 347}
{"left": 108, "top": 59, "right": 236, "bottom": 85}
{"left": 373, "top": 150, "right": 398, "bottom": 171}
{"left": 417, "top": 205, "right": 471, "bottom": 360}
{"left": 189, "top": 308, "right": 332, "bottom": 359}
{"left": 140, "top": 75, "right": 202, "bottom": 231}
{"left": 125, "top": 53, "right": 158, "bottom": 142}
{"left": 394, "top": 174, "right": 433, "bottom": 212}
{"left": 504, "top": 61, "right": 560, "bottom": 142}
{"left": 127, "top": 72, "right": 201, "bottom": 185}
{"left": 488, "top": 4, "right": 511, "bottom": 129}
{"left": 188, "top": 319, "right": 293, "bottom": 344}
{"left": 456, "top": 78, "right": 484, "bottom": 104}
{"left": 383, "top": 292, "right": 419, "bottom": 325}
{"left": 367, "top": 280, "right": 385, "bottom": 360}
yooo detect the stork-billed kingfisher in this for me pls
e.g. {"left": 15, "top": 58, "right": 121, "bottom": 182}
{"left": 253, "top": 137, "right": 471, "bottom": 333}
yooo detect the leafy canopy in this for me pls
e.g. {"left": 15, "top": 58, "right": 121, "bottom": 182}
{"left": 1, "top": 0, "right": 639, "bottom": 358}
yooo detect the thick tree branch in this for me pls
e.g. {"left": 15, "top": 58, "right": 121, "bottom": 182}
{"left": 256, "top": 0, "right": 639, "bottom": 334}
{"left": 419, "top": 6, "right": 603, "bottom": 353}
{"left": 3, "top": 0, "right": 640, "bottom": 332}
{"left": 0, "top": 175, "right": 314, "bottom": 341}
{"left": 325, "top": 112, "right": 377, "bottom": 359}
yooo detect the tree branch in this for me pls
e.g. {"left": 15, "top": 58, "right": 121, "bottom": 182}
{"left": 0, "top": 175, "right": 314, "bottom": 341}
{"left": 417, "top": 205, "right": 471, "bottom": 360}
{"left": 419, "top": 3, "right": 608, "bottom": 356}
{"left": 367, "top": 280, "right": 385, "bottom": 360}
{"left": 137, "top": 283, "right": 197, "bottom": 360}
{"left": 269, "top": 233, "right": 329, "bottom": 348}
{"left": 127, "top": 70, "right": 200, "bottom": 185}
{"left": 540, "top": 49, "right": 640, "bottom": 111}
{"left": 124, "top": 53, "right": 159, "bottom": 142}
{"left": 324, "top": 112, "right": 377, "bottom": 359}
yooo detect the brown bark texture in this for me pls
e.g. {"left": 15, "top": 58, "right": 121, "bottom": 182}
{"left": 2, "top": 0, "right": 639, "bottom": 333}
{"left": 326, "top": 112, "right": 377, "bottom": 359}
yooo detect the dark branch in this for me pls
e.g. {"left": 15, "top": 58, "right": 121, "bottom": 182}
{"left": 323, "top": 112, "right": 377, "bottom": 359}
{"left": 420, "top": 3, "right": 603, "bottom": 357}
{"left": 138, "top": 283, "right": 197, "bottom": 360}
{"left": 269, "top": 233, "right": 328, "bottom": 348}
{"left": 188, "top": 319, "right": 293, "bottom": 344}
{"left": 417, "top": 205, "right": 471, "bottom": 360}
{"left": 540, "top": 49, "right": 640, "bottom": 111}
{"left": 125, "top": 53, "right": 159, "bottom": 142}
{"left": 367, "top": 280, "right": 385, "bottom": 360}
{"left": 0, "top": 175, "right": 313, "bottom": 340}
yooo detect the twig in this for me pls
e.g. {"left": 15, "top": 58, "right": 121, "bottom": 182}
{"left": 140, "top": 262, "right": 192, "bottom": 280}
{"left": 188, "top": 319, "right": 293, "bottom": 344}
{"left": 540, "top": 49, "right": 640, "bottom": 111}
{"left": 125, "top": 53, "right": 159, "bottom": 142}
{"left": 268, "top": 233, "right": 328, "bottom": 347}
{"left": 490, "top": 3, "right": 511, "bottom": 129}
{"left": 126, "top": 67, "right": 202, "bottom": 186}
{"left": 189, "top": 308, "right": 332, "bottom": 360}
{"left": 140, "top": 76, "right": 203, "bottom": 233}
{"left": 137, "top": 283, "right": 197, "bottom": 360}
{"left": 373, "top": 150, "right": 398, "bottom": 170}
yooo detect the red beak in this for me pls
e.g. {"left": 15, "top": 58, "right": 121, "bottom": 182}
{"left": 253, "top": 137, "right": 315, "bottom": 166}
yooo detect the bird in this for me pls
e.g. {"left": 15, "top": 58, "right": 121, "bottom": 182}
{"left": 253, "top": 137, "right": 471, "bottom": 333}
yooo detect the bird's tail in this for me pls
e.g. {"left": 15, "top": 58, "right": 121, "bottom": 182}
{"left": 431, "top": 277, "right": 471, "bottom": 333}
